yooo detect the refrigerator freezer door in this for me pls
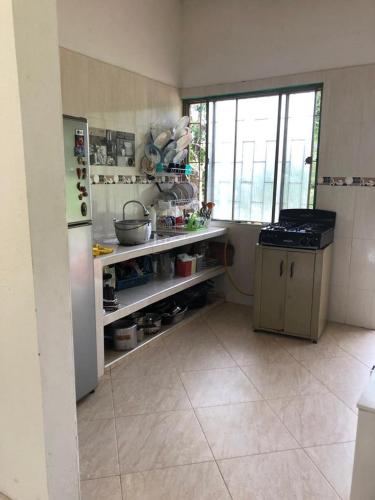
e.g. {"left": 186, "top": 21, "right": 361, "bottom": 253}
{"left": 68, "top": 223, "right": 97, "bottom": 400}
{"left": 63, "top": 115, "right": 92, "bottom": 225}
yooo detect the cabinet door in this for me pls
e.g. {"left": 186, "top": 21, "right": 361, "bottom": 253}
{"left": 284, "top": 251, "right": 315, "bottom": 337}
{"left": 259, "top": 248, "right": 287, "bottom": 331}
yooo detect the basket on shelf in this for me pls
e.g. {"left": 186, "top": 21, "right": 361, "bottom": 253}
{"left": 115, "top": 256, "right": 154, "bottom": 291}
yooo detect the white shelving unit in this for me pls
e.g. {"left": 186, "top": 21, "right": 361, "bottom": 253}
{"left": 103, "top": 265, "right": 225, "bottom": 326}
{"left": 94, "top": 226, "right": 228, "bottom": 376}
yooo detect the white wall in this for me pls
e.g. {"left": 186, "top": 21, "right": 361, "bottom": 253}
{"left": 0, "top": 3, "right": 49, "bottom": 498}
{"left": 182, "top": 63, "right": 375, "bottom": 329}
{"left": 57, "top": 0, "right": 181, "bottom": 86}
{"left": 181, "top": 0, "right": 375, "bottom": 88}
{"left": 0, "top": 1, "right": 80, "bottom": 499}
{"left": 60, "top": 48, "right": 182, "bottom": 241}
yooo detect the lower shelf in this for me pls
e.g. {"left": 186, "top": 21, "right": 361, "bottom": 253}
{"left": 103, "top": 265, "right": 225, "bottom": 326}
{"left": 104, "top": 297, "right": 223, "bottom": 368}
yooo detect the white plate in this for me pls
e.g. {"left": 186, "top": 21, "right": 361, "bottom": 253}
{"left": 145, "top": 143, "right": 162, "bottom": 163}
{"left": 175, "top": 116, "right": 190, "bottom": 130}
{"left": 173, "top": 149, "right": 188, "bottom": 164}
{"left": 154, "top": 130, "right": 172, "bottom": 149}
{"left": 164, "top": 140, "right": 177, "bottom": 151}
{"left": 163, "top": 148, "right": 177, "bottom": 165}
{"left": 179, "top": 182, "right": 194, "bottom": 199}
{"left": 175, "top": 126, "right": 190, "bottom": 140}
{"left": 176, "top": 132, "right": 192, "bottom": 152}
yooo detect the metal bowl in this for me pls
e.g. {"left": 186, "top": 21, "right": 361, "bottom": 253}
{"left": 114, "top": 219, "right": 151, "bottom": 245}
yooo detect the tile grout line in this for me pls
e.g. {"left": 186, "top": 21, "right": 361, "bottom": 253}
{"left": 290, "top": 353, "right": 361, "bottom": 417}
{"left": 110, "top": 317, "right": 233, "bottom": 486}
{"left": 201, "top": 311, "right": 355, "bottom": 451}
{"left": 271, "top": 334, "right": 364, "bottom": 416}
{"left": 80, "top": 305, "right": 367, "bottom": 495}
{"left": 108, "top": 371, "right": 125, "bottom": 499}
{"left": 300, "top": 447, "right": 344, "bottom": 499}
{"left": 176, "top": 359, "right": 234, "bottom": 500}
{"left": 119, "top": 459, "right": 220, "bottom": 478}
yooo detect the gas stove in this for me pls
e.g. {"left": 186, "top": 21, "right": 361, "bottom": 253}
{"left": 259, "top": 209, "right": 336, "bottom": 249}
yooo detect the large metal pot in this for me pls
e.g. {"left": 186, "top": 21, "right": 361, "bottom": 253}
{"left": 114, "top": 200, "right": 151, "bottom": 245}
{"left": 111, "top": 318, "right": 138, "bottom": 350}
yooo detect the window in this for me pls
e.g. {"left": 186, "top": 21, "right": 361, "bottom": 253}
{"left": 184, "top": 85, "right": 322, "bottom": 223}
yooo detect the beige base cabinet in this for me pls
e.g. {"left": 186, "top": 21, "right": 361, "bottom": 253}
{"left": 253, "top": 244, "right": 332, "bottom": 341}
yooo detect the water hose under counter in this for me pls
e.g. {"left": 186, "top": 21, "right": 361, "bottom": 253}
{"left": 224, "top": 238, "right": 254, "bottom": 297}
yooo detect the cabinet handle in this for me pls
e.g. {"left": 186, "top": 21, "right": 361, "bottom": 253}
{"left": 279, "top": 260, "right": 284, "bottom": 277}
{"left": 290, "top": 262, "right": 295, "bottom": 278}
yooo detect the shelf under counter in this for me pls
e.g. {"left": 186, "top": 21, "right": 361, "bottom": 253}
{"left": 103, "top": 265, "right": 225, "bottom": 326}
{"left": 104, "top": 296, "right": 224, "bottom": 368}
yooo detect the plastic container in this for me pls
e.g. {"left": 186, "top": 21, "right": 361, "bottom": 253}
{"left": 111, "top": 319, "right": 137, "bottom": 350}
{"left": 148, "top": 204, "right": 157, "bottom": 232}
{"left": 176, "top": 258, "right": 192, "bottom": 277}
{"left": 159, "top": 253, "right": 175, "bottom": 278}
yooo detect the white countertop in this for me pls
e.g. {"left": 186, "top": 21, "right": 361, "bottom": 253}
{"left": 358, "top": 371, "right": 375, "bottom": 414}
{"left": 94, "top": 226, "right": 227, "bottom": 266}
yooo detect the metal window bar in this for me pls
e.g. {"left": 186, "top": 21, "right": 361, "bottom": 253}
{"left": 183, "top": 83, "right": 323, "bottom": 222}
{"left": 231, "top": 99, "right": 239, "bottom": 220}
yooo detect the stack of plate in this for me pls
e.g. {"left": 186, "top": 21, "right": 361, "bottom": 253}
{"left": 168, "top": 181, "right": 196, "bottom": 202}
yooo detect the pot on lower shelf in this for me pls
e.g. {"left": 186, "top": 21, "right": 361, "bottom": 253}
{"left": 137, "top": 313, "right": 162, "bottom": 335}
{"left": 111, "top": 319, "right": 138, "bottom": 350}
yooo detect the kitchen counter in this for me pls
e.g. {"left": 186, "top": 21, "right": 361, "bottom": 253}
{"left": 357, "top": 371, "right": 375, "bottom": 414}
{"left": 350, "top": 370, "right": 374, "bottom": 498}
{"left": 93, "top": 226, "right": 228, "bottom": 376}
{"left": 95, "top": 226, "right": 227, "bottom": 266}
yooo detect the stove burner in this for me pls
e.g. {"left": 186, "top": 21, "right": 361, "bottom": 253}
{"left": 259, "top": 209, "right": 336, "bottom": 249}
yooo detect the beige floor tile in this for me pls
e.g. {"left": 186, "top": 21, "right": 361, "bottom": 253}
{"left": 218, "top": 449, "right": 339, "bottom": 499}
{"left": 305, "top": 442, "right": 355, "bottom": 499}
{"left": 77, "top": 374, "right": 114, "bottom": 421}
{"left": 180, "top": 367, "right": 261, "bottom": 408}
{"left": 301, "top": 355, "right": 370, "bottom": 411}
{"left": 171, "top": 317, "right": 216, "bottom": 338}
{"left": 116, "top": 409, "right": 212, "bottom": 473}
{"left": 242, "top": 358, "right": 328, "bottom": 399}
{"left": 121, "top": 462, "right": 231, "bottom": 500}
{"left": 112, "top": 368, "right": 191, "bottom": 416}
{"left": 276, "top": 332, "right": 346, "bottom": 362}
{"left": 78, "top": 418, "right": 119, "bottom": 480}
{"left": 269, "top": 393, "right": 357, "bottom": 447}
{"left": 195, "top": 401, "right": 298, "bottom": 460}
{"left": 164, "top": 319, "right": 235, "bottom": 372}
{"left": 327, "top": 323, "right": 375, "bottom": 367}
{"left": 218, "top": 331, "right": 294, "bottom": 367}
{"left": 111, "top": 344, "right": 175, "bottom": 381}
{"left": 204, "top": 302, "right": 253, "bottom": 337}
{"left": 80, "top": 476, "right": 122, "bottom": 500}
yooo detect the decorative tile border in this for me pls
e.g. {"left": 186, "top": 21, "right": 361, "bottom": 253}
{"left": 317, "top": 176, "right": 375, "bottom": 186}
{"left": 90, "top": 174, "right": 178, "bottom": 185}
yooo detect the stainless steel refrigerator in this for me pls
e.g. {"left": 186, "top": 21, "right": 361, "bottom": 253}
{"left": 63, "top": 115, "right": 98, "bottom": 400}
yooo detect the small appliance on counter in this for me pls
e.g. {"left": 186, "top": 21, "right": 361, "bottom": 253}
{"left": 63, "top": 115, "right": 98, "bottom": 400}
{"left": 259, "top": 209, "right": 336, "bottom": 249}
{"left": 254, "top": 208, "right": 336, "bottom": 342}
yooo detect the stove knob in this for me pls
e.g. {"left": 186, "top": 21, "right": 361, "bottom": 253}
{"left": 300, "top": 238, "right": 308, "bottom": 247}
